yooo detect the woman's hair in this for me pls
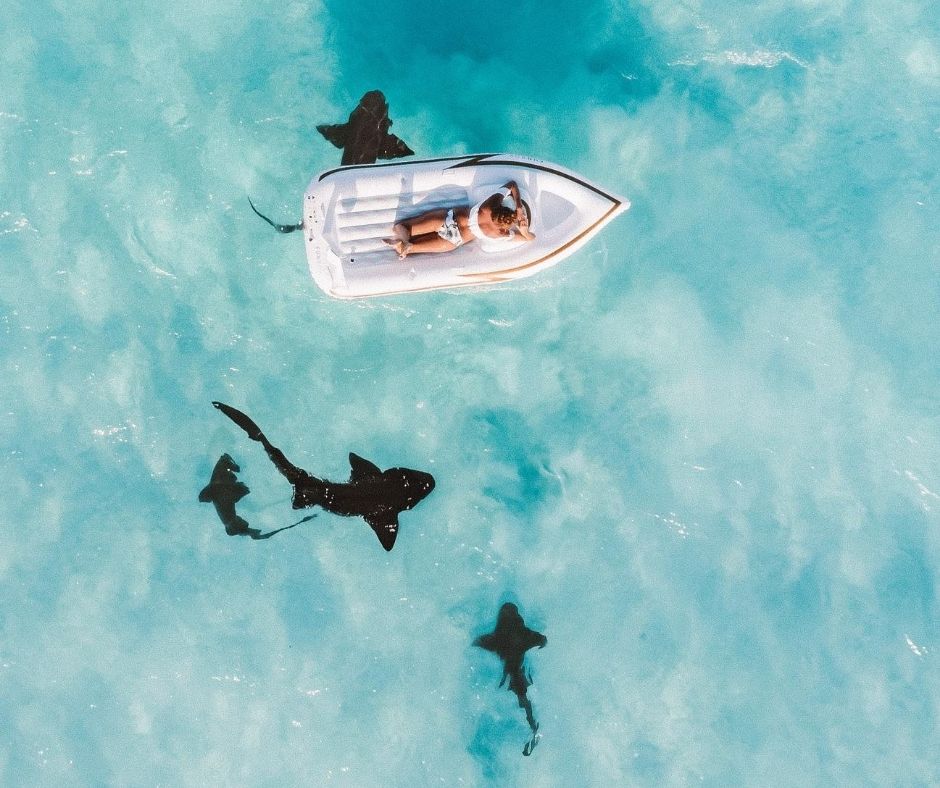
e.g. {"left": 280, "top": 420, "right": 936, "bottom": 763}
{"left": 492, "top": 205, "right": 516, "bottom": 228}
{"left": 489, "top": 195, "right": 532, "bottom": 234}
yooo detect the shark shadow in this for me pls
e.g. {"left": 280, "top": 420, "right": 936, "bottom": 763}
{"left": 211, "top": 401, "right": 435, "bottom": 550}
{"left": 474, "top": 602, "right": 547, "bottom": 756}
{"left": 249, "top": 90, "right": 414, "bottom": 233}
{"left": 199, "top": 453, "right": 315, "bottom": 540}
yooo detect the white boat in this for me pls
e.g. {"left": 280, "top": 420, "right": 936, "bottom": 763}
{"left": 302, "top": 153, "right": 629, "bottom": 299}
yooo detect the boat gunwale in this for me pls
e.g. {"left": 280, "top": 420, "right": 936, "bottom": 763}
{"left": 315, "top": 153, "right": 624, "bottom": 203}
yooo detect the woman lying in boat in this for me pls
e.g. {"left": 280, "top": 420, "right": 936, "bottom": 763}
{"left": 386, "top": 181, "right": 534, "bottom": 259}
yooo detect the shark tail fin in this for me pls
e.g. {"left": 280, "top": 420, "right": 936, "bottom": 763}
{"left": 522, "top": 729, "right": 540, "bottom": 756}
{"left": 248, "top": 197, "right": 303, "bottom": 234}
{"left": 212, "top": 401, "right": 266, "bottom": 442}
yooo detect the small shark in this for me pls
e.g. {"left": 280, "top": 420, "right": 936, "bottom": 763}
{"left": 317, "top": 90, "right": 414, "bottom": 166}
{"left": 199, "top": 453, "right": 313, "bottom": 540}
{"left": 199, "top": 453, "right": 252, "bottom": 535}
{"left": 474, "top": 603, "right": 547, "bottom": 756}
{"left": 211, "top": 401, "right": 435, "bottom": 550}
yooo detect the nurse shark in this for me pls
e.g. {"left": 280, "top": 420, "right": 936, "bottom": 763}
{"left": 249, "top": 90, "right": 413, "bottom": 233}
{"left": 474, "top": 602, "right": 548, "bottom": 756}
{"left": 211, "top": 401, "right": 435, "bottom": 550}
{"left": 199, "top": 453, "right": 313, "bottom": 540}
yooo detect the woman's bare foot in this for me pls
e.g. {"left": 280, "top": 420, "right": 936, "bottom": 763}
{"left": 383, "top": 238, "right": 411, "bottom": 259}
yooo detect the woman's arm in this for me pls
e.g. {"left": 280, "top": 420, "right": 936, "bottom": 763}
{"left": 499, "top": 181, "right": 534, "bottom": 238}
{"left": 501, "top": 181, "right": 521, "bottom": 204}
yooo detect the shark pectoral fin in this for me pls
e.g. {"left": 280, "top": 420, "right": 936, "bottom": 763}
{"left": 365, "top": 513, "right": 399, "bottom": 551}
{"left": 378, "top": 133, "right": 414, "bottom": 160}
{"left": 349, "top": 453, "right": 382, "bottom": 482}
{"left": 198, "top": 485, "right": 213, "bottom": 503}
{"left": 317, "top": 123, "right": 349, "bottom": 148}
{"left": 232, "top": 481, "right": 250, "bottom": 501}
{"left": 524, "top": 628, "right": 547, "bottom": 651}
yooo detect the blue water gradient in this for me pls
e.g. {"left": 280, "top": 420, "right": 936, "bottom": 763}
{"left": 2, "top": 0, "right": 939, "bottom": 784}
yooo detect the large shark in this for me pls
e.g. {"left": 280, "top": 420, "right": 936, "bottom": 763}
{"left": 211, "top": 401, "right": 435, "bottom": 550}
{"left": 317, "top": 90, "right": 414, "bottom": 166}
{"left": 474, "top": 603, "right": 548, "bottom": 756}
{"left": 199, "top": 453, "right": 313, "bottom": 540}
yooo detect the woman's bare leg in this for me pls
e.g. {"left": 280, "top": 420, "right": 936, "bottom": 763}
{"left": 386, "top": 208, "right": 472, "bottom": 258}
{"left": 395, "top": 209, "right": 448, "bottom": 239}
{"left": 401, "top": 232, "right": 461, "bottom": 256}
{"left": 386, "top": 210, "right": 448, "bottom": 258}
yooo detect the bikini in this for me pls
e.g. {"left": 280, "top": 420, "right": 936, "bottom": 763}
{"left": 436, "top": 208, "right": 464, "bottom": 247}
{"left": 436, "top": 187, "right": 519, "bottom": 248}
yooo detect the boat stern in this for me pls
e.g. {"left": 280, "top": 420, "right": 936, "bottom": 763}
{"left": 303, "top": 180, "right": 347, "bottom": 296}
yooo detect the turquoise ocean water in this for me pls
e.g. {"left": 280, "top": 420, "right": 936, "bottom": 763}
{"left": 3, "top": 0, "right": 940, "bottom": 784}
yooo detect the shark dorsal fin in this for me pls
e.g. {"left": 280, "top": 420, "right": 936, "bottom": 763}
{"left": 349, "top": 453, "right": 382, "bottom": 481}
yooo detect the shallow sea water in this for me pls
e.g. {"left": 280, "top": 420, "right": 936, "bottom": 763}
{"left": 2, "top": 0, "right": 940, "bottom": 785}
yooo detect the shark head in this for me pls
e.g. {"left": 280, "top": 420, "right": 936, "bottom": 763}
{"left": 496, "top": 603, "right": 524, "bottom": 633}
{"left": 204, "top": 452, "right": 243, "bottom": 491}
{"left": 216, "top": 452, "right": 239, "bottom": 474}
{"left": 359, "top": 89, "right": 388, "bottom": 116}
{"left": 348, "top": 454, "right": 435, "bottom": 550}
{"left": 348, "top": 90, "right": 391, "bottom": 136}
{"left": 383, "top": 467, "right": 436, "bottom": 511}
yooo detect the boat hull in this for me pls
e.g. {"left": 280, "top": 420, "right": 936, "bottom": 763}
{"left": 302, "top": 153, "right": 628, "bottom": 299}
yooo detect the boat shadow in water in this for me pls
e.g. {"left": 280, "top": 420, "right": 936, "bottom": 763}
{"left": 474, "top": 602, "right": 547, "bottom": 756}
{"left": 199, "top": 453, "right": 315, "bottom": 540}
